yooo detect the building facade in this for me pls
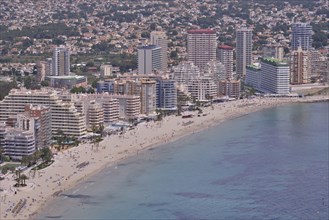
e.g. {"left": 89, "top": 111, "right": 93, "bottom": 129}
{"left": 236, "top": 27, "right": 253, "bottom": 76}
{"left": 156, "top": 78, "right": 177, "bottom": 110}
{"left": 291, "top": 23, "right": 313, "bottom": 51}
{"left": 4, "top": 129, "right": 35, "bottom": 159}
{"left": 218, "top": 80, "right": 241, "bottom": 98}
{"left": 0, "top": 88, "right": 86, "bottom": 137}
{"left": 138, "top": 45, "right": 162, "bottom": 75}
{"left": 187, "top": 29, "right": 216, "bottom": 70}
{"left": 246, "top": 64, "right": 262, "bottom": 89}
{"left": 217, "top": 45, "right": 234, "bottom": 79}
{"left": 260, "top": 58, "right": 290, "bottom": 94}
{"left": 52, "top": 47, "right": 70, "bottom": 76}
{"left": 290, "top": 47, "right": 309, "bottom": 84}
{"left": 140, "top": 79, "right": 157, "bottom": 115}
{"left": 150, "top": 31, "right": 168, "bottom": 72}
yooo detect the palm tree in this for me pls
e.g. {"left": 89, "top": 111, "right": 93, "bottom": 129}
{"left": 54, "top": 130, "right": 65, "bottom": 151}
{"left": 15, "top": 169, "right": 22, "bottom": 186}
{"left": 20, "top": 174, "right": 28, "bottom": 186}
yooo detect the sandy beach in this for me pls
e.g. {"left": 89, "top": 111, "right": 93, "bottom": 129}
{"left": 0, "top": 96, "right": 328, "bottom": 219}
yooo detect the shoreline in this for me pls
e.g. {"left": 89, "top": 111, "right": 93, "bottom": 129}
{"left": 0, "top": 96, "right": 328, "bottom": 219}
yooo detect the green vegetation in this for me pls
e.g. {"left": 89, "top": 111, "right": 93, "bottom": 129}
{"left": 0, "top": 163, "right": 20, "bottom": 175}
{"left": 0, "top": 23, "right": 79, "bottom": 41}
{"left": 0, "top": 81, "right": 17, "bottom": 100}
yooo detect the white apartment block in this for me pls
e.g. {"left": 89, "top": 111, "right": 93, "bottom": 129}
{"left": 173, "top": 61, "right": 201, "bottom": 85}
{"left": 217, "top": 45, "right": 234, "bottom": 79}
{"left": 246, "top": 64, "right": 262, "bottom": 89}
{"left": 52, "top": 47, "right": 70, "bottom": 76}
{"left": 187, "top": 29, "right": 216, "bottom": 70}
{"left": 150, "top": 31, "right": 168, "bottom": 72}
{"left": 204, "top": 60, "right": 226, "bottom": 81}
{"left": 260, "top": 58, "right": 290, "bottom": 94}
{"left": 4, "top": 129, "right": 35, "bottom": 159}
{"left": 0, "top": 88, "right": 86, "bottom": 137}
{"left": 188, "top": 77, "right": 217, "bottom": 101}
{"left": 138, "top": 45, "right": 162, "bottom": 75}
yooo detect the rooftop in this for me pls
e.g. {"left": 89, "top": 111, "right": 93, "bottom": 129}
{"left": 137, "top": 45, "right": 160, "bottom": 50}
{"left": 187, "top": 29, "right": 216, "bottom": 34}
{"left": 218, "top": 44, "right": 233, "bottom": 50}
{"left": 261, "top": 57, "right": 288, "bottom": 67}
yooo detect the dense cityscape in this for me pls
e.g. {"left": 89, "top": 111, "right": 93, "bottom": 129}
{"left": 0, "top": 0, "right": 328, "bottom": 219}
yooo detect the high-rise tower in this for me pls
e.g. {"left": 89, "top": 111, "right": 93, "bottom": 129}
{"left": 137, "top": 45, "right": 162, "bottom": 75}
{"left": 52, "top": 47, "right": 70, "bottom": 76}
{"left": 291, "top": 23, "right": 313, "bottom": 51}
{"left": 150, "top": 31, "right": 168, "bottom": 72}
{"left": 187, "top": 29, "right": 216, "bottom": 70}
{"left": 236, "top": 27, "right": 253, "bottom": 77}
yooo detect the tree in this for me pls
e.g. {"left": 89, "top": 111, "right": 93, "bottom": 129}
{"left": 40, "top": 147, "right": 53, "bottom": 163}
{"left": 40, "top": 80, "right": 49, "bottom": 87}
{"left": 54, "top": 130, "right": 65, "bottom": 151}
{"left": 20, "top": 174, "right": 28, "bottom": 186}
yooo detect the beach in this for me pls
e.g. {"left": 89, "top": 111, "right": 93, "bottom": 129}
{"left": 0, "top": 96, "right": 328, "bottom": 219}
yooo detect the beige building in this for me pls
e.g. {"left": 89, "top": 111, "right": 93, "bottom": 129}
{"left": 187, "top": 29, "right": 217, "bottom": 70}
{"left": 218, "top": 80, "right": 241, "bottom": 98}
{"left": 100, "top": 64, "right": 113, "bottom": 78}
{"left": 140, "top": 79, "right": 156, "bottom": 115}
{"left": 0, "top": 88, "right": 86, "bottom": 137}
{"left": 16, "top": 105, "right": 52, "bottom": 149}
{"left": 290, "top": 47, "right": 309, "bottom": 84}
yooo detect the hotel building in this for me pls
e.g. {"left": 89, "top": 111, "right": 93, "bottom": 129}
{"left": 52, "top": 47, "right": 70, "bottom": 76}
{"left": 290, "top": 47, "right": 310, "bottom": 84}
{"left": 260, "top": 58, "right": 290, "bottom": 94}
{"left": 291, "top": 23, "right": 313, "bottom": 51}
{"left": 217, "top": 45, "right": 234, "bottom": 79}
{"left": 0, "top": 88, "right": 86, "bottom": 137}
{"left": 138, "top": 45, "right": 162, "bottom": 75}
{"left": 156, "top": 78, "right": 177, "bottom": 111}
{"left": 218, "top": 80, "right": 241, "bottom": 98}
{"left": 187, "top": 29, "right": 217, "bottom": 69}
{"left": 236, "top": 27, "right": 253, "bottom": 76}
{"left": 150, "top": 31, "right": 168, "bottom": 72}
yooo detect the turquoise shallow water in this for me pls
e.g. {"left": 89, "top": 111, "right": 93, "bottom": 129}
{"left": 39, "top": 102, "right": 329, "bottom": 220}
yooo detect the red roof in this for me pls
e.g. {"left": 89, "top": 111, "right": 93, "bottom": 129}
{"left": 218, "top": 45, "right": 233, "bottom": 50}
{"left": 187, "top": 29, "right": 216, "bottom": 34}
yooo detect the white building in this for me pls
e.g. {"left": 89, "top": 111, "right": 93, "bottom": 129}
{"left": 188, "top": 77, "right": 217, "bottom": 101}
{"left": 260, "top": 58, "right": 290, "bottom": 94}
{"left": 187, "top": 29, "right": 217, "bottom": 70}
{"left": 217, "top": 45, "right": 234, "bottom": 79}
{"left": 4, "top": 129, "right": 35, "bottom": 159}
{"left": 0, "top": 88, "right": 86, "bottom": 137}
{"left": 150, "top": 31, "right": 168, "bottom": 72}
{"left": 236, "top": 27, "right": 253, "bottom": 76}
{"left": 172, "top": 61, "right": 201, "bottom": 85}
{"left": 138, "top": 45, "right": 162, "bottom": 75}
{"left": 100, "top": 65, "right": 113, "bottom": 77}
{"left": 52, "top": 47, "right": 70, "bottom": 76}
{"left": 246, "top": 63, "right": 262, "bottom": 89}
{"left": 204, "top": 60, "right": 226, "bottom": 81}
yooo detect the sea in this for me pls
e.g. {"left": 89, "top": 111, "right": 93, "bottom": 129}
{"left": 38, "top": 102, "right": 329, "bottom": 220}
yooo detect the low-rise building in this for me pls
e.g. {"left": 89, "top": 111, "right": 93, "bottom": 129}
{"left": 218, "top": 80, "right": 241, "bottom": 98}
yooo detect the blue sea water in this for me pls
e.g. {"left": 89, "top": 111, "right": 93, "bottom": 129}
{"left": 39, "top": 103, "right": 329, "bottom": 220}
